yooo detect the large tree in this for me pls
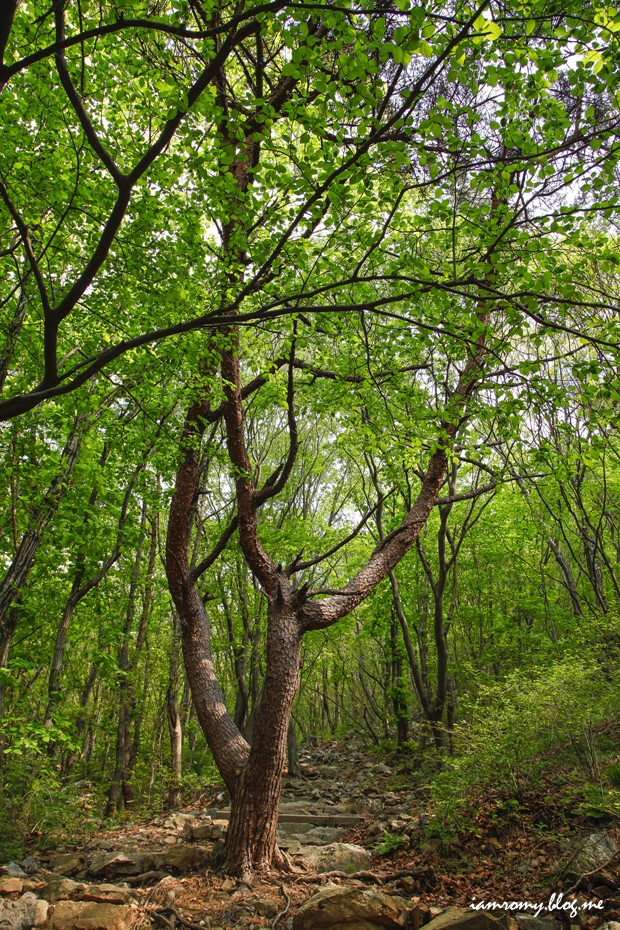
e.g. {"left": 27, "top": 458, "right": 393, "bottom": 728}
{"left": 163, "top": 0, "right": 620, "bottom": 877}
{"left": 3, "top": 0, "right": 620, "bottom": 878}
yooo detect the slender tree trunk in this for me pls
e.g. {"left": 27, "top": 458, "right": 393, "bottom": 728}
{"left": 63, "top": 663, "right": 98, "bottom": 775}
{"left": 45, "top": 576, "right": 82, "bottom": 733}
{"left": 106, "top": 502, "right": 152, "bottom": 815}
{"left": 287, "top": 718, "right": 302, "bottom": 777}
{"left": 390, "top": 570, "right": 432, "bottom": 720}
{"left": 390, "top": 613, "right": 408, "bottom": 746}
{"left": 0, "top": 414, "right": 88, "bottom": 726}
{"left": 166, "top": 613, "right": 184, "bottom": 809}
{"left": 547, "top": 536, "right": 583, "bottom": 618}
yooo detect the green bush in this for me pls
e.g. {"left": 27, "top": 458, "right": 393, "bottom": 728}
{"left": 374, "top": 830, "right": 409, "bottom": 856}
{"left": 0, "top": 716, "right": 99, "bottom": 859}
{"left": 606, "top": 763, "right": 620, "bottom": 788}
{"left": 429, "top": 644, "right": 620, "bottom": 833}
{"left": 0, "top": 762, "right": 102, "bottom": 859}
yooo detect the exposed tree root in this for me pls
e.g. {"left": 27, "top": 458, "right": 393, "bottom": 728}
{"left": 273, "top": 883, "right": 291, "bottom": 928}
{"left": 147, "top": 905, "right": 210, "bottom": 930}
{"left": 293, "top": 866, "right": 437, "bottom": 886}
{"left": 272, "top": 846, "right": 295, "bottom": 873}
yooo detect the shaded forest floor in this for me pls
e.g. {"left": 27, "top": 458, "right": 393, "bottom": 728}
{"left": 3, "top": 741, "right": 619, "bottom": 929}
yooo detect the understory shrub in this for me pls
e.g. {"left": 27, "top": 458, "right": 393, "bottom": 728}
{"left": 429, "top": 629, "right": 620, "bottom": 833}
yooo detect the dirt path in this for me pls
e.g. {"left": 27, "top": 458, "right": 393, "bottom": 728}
{"left": 1, "top": 742, "right": 618, "bottom": 929}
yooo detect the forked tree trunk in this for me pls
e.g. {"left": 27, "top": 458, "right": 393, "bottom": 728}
{"left": 166, "top": 255, "right": 489, "bottom": 875}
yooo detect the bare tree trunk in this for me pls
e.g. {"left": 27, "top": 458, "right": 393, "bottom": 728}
{"left": 166, "top": 613, "right": 184, "bottom": 809}
{"left": 287, "top": 718, "right": 302, "bottom": 777}
{"left": 0, "top": 414, "right": 88, "bottom": 729}
{"left": 390, "top": 613, "right": 408, "bottom": 746}
{"left": 106, "top": 502, "right": 153, "bottom": 816}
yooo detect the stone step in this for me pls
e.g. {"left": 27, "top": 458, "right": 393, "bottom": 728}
{"left": 203, "top": 809, "right": 361, "bottom": 827}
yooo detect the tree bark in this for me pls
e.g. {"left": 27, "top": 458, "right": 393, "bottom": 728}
{"left": 166, "top": 613, "right": 184, "bottom": 809}
{"left": 224, "top": 601, "right": 301, "bottom": 877}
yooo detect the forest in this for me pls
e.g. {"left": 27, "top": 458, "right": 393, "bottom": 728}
{"left": 0, "top": 0, "right": 620, "bottom": 921}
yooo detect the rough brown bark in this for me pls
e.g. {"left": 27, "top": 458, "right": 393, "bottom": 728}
{"left": 224, "top": 602, "right": 302, "bottom": 877}
{"left": 166, "top": 366, "right": 250, "bottom": 794}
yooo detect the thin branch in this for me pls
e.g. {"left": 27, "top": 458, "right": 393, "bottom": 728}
{"left": 54, "top": 1, "right": 123, "bottom": 185}
{"left": 189, "top": 515, "right": 239, "bottom": 583}
{"left": 434, "top": 478, "right": 497, "bottom": 505}
{"left": 0, "top": 179, "right": 51, "bottom": 317}
{"left": 254, "top": 340, "right": 298, "bottom": 506}
{"left": 286, "top": 494, "right": 389, "bottom": 576}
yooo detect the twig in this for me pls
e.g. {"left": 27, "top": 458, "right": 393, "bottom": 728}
{"left": 292, "top": 866, "right": 434, "bottom": 885}
{"left": 145, "top": 905, "right": 207, "bottom": 930}
{"left": 149, "top": 909, "right": 175, "bottom": 929}
{"left": 565, "top": 852, "right": 620, "bottom": 895}
{"left": 272, "top": 883, "right": 291, "bottom": 928}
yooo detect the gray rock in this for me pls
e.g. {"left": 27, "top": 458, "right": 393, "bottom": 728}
{"left": 279, "top": 802, "right": 315, "bottom": 814}
{"left": 40, "top": 878, "right": 83, "bottom": 903}
{"left": 423, "top": 906, "right": 517, "bottom": 930}
{"left": 255, "top": 900, "right": 278, "bottom": 918}
{"left": 147, "top": 845, "right": 212, "bottom": 872}
{"left": 78, "top": 884, "right": 133, "bottom": 906}
{"left": 286, "top": 827, "right": 344, "bottom": 845}
{"left": 0, "top": 865, "right": 26, "bottom": 880}
{"left": 89, "top": 841, "right": 115, "bottom": 852}
{"left": 184, "top": 822, "right": 225, "bottom": 842}
{"left": 293, "top": 886, "right": 410, "bottom": 930}
{"left": 373, "top": 763, "right": 391, "bottom": 774}
{"left": 0, "top": 892, "right": 48, "bottom": 929}
{"left": 163, "top": 812, "right": 198, "bottom": 832}
{"left": 124, "top": 871, "right": 168, "bottom": 887}
{"left": 37, "top": 870, "right": 75, "bottom": 884}
{"left": 515, "top": 918, "right": 559, "bottom": 930}
{"left": 17, "top": 862, "right": 38, "bottom": 877}
{"left": 88, "top": 852, "right": 145, "bottom": 879}
{"left": 48, "top": 853, "right": 85, "bottom": 877}
{"left": 45, "top": 900, "right": 139, "bottom": 929}
{"left": 570, "top": 833, "right": 618, "bottom": 875}
{"left": 297, "top": 843, "right": 372, "bottom": 874}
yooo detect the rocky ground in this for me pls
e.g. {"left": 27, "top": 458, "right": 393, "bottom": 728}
{"left": 1, "top": 743, "right": 618, "bottom": 929}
